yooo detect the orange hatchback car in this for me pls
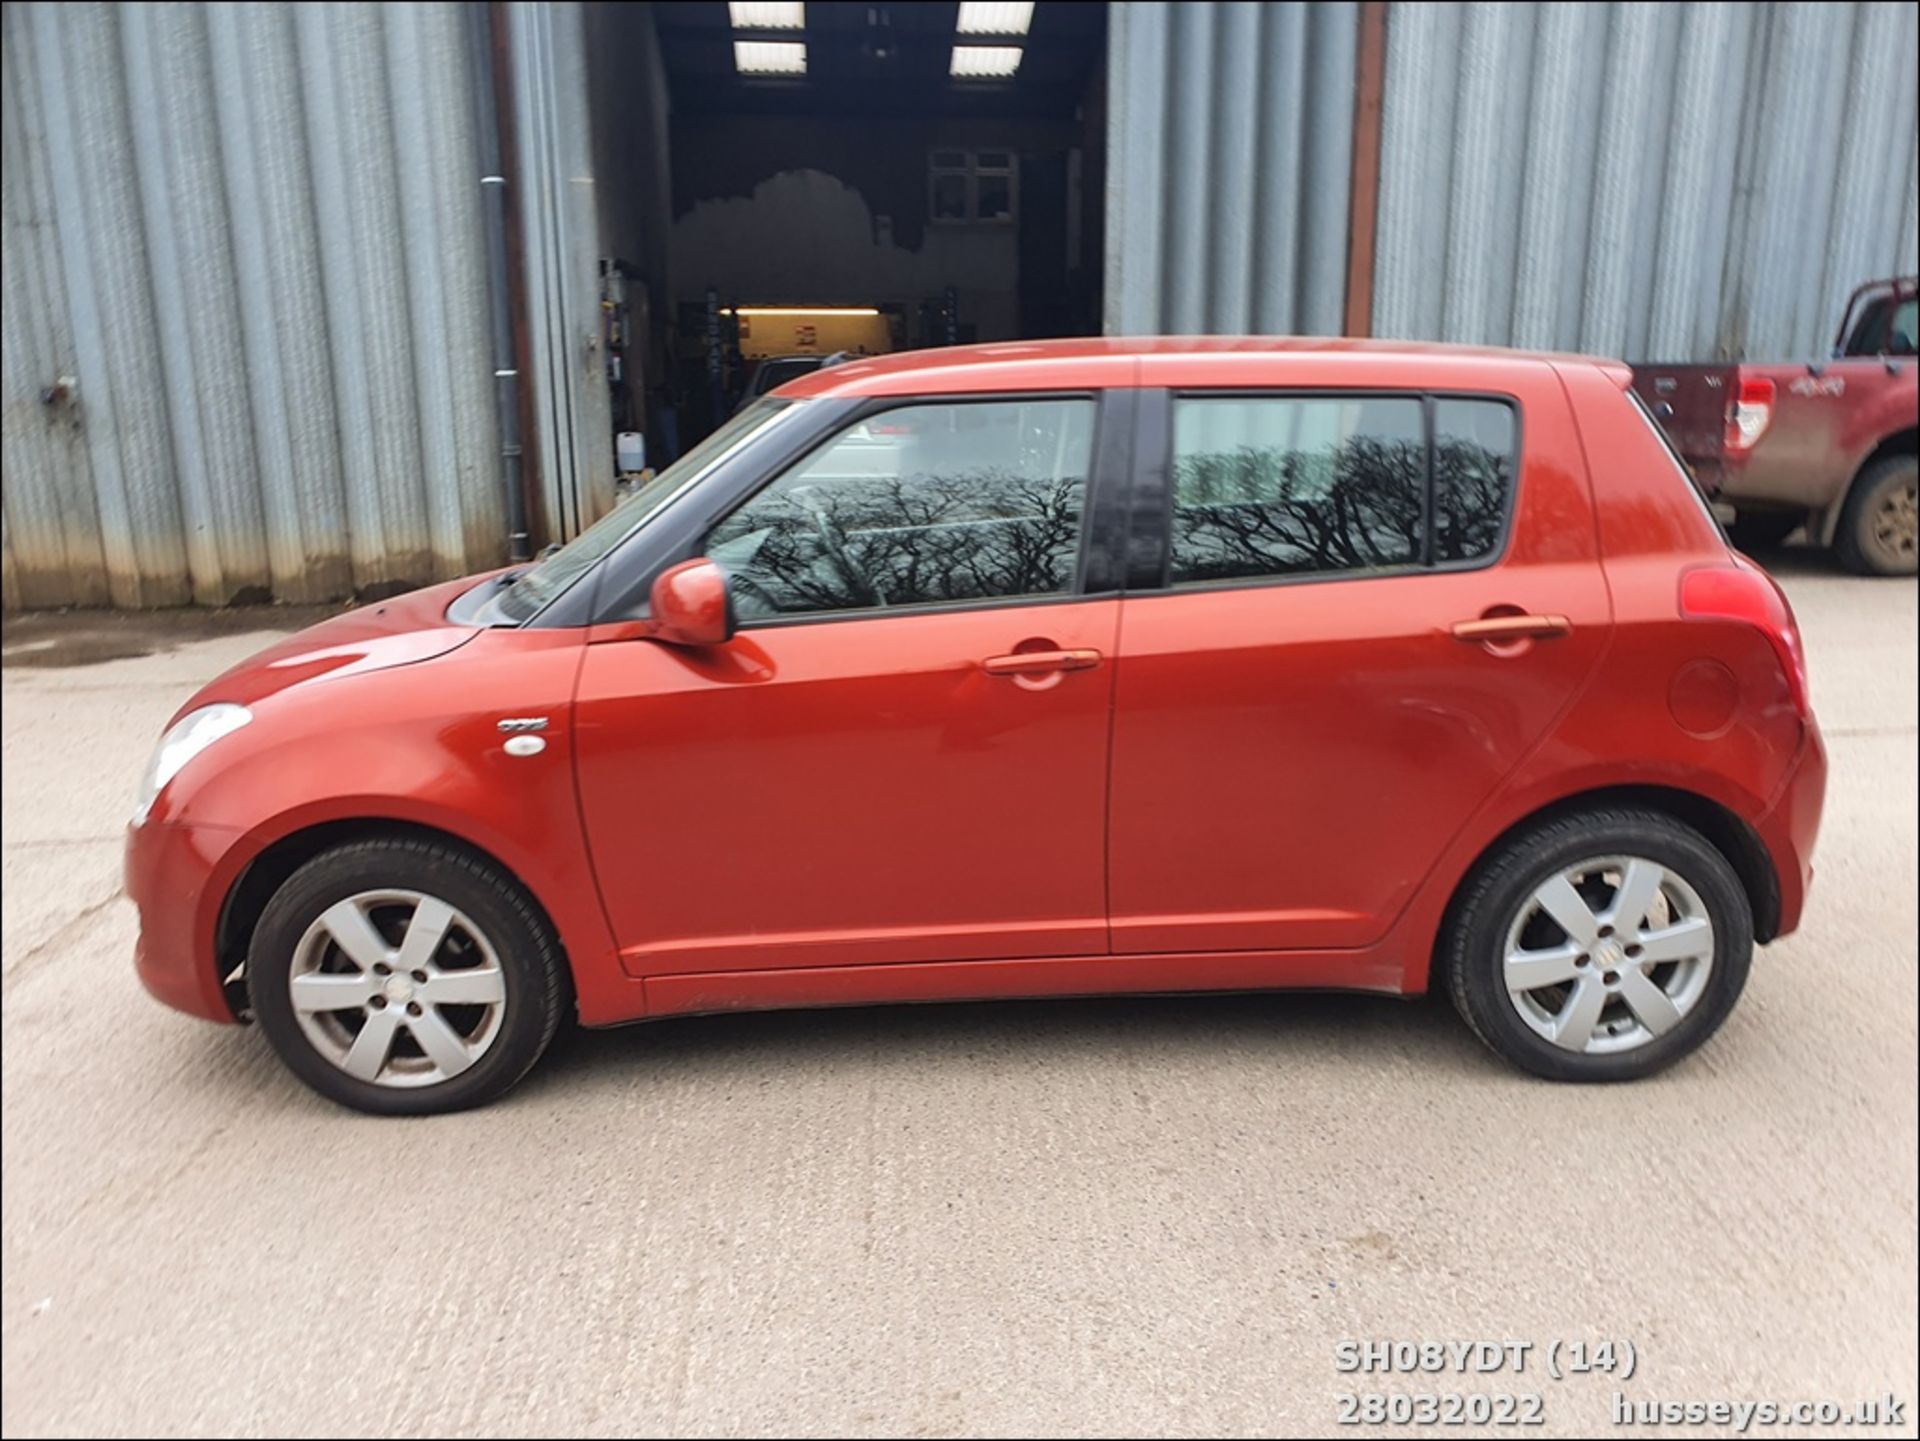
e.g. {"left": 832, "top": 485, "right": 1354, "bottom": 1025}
{"left": 128, "top": 340, "right": 1826, "bottom": 1113}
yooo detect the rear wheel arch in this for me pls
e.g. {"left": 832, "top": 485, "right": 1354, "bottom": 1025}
{"left": 215, "top": 819, "right": 570, "bottom": 1020}
{"left": 1436, "top": 784, "right": 1780, "bottom": 973}
{"left": 1820, "top": 426, "right": 1917, "bottom": 548}
{"left": 1440, "top": 805, "right": 1754, "bottom": 1079}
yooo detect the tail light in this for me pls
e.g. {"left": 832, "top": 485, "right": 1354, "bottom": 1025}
{"left": 1681, "top": 560, "right": 1810, "bottom": 714}
{"left": 1724, "top": 377, "right": 1775, "bottom": 452}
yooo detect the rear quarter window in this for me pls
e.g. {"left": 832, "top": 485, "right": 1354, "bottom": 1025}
{"left": 1433, "top": 399, "right": 1517, "bottom": 563}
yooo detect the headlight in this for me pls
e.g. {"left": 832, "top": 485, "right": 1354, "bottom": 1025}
{"left": 132, "top": 703, "right": 252, "bottom": 826}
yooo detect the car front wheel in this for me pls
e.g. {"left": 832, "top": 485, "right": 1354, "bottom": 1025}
{"left": 1443, "top": 809, "right": 1753, "bottom": 1082}
{"left": 249, "top": 838, "right": 565, "bottom": 1115}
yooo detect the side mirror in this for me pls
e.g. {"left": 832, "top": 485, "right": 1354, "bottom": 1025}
{"left": 646, "top": 558, "right": 735, "bottom": 647}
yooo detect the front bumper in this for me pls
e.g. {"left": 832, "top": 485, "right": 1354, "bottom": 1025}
{"left": 1755, "top": 720, "right": 1828, "bottom": 940}
{"left": 126, "top": 818, "right": 244, "bottom": 1023}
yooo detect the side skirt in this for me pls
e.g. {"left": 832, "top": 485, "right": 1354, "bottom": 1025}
{"left": 614, "top": 948, "right": 1408, "bottom": 1026}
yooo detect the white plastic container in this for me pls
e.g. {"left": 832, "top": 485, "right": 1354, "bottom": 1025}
{"left": 616, "top": 431, "right": 646, "bottom": 474}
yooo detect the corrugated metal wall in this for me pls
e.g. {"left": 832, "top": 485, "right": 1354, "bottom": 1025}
{"left": 1104, "top": 1, "right": 1360, "bottom": 336}
{"left": 1373, "top": 0, "right": 1920, "bottom": 361}
{"left": 2, "top": 1, "right": 504, "bottom": 610}
{"left": 10, "top": 1, "right": 1914, "bottom": 608}
{"left": 509, "top": 0, "right": 614, "bottom": 547}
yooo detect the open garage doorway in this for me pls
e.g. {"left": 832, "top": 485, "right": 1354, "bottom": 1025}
{"left": 581, "top": 1, "right": 1108, "bottom": 462}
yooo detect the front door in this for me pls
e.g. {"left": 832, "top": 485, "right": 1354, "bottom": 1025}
{"left": 574, "top": 395, "right": 1118, "bottom": 977}
{"left": 1107, "top": 386, "right": 1611, "bottom": 955}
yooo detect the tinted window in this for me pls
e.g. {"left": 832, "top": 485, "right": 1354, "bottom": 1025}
{"left": 1432, "top": 399, "right": 1516, "bottom": 563}
{"left": 1168, "top": 396, "right": 1425, "bottom": 583}
{"left": 1845, "top": 294, "right": 1919, "bottom": 356}
{"left": 1167, "top": 394, "right": 1516, "bottom": 584}
{"left": 752, "top": 358, "right": 819, "bottom": 396}
{"left": 706, "top": 399, "right": 1094, "bottom": 620}
{"left": 1890, "top": 298, "right": 1917, "bottom": 356}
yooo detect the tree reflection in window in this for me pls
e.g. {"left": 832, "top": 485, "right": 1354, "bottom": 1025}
{"left": 1170, "top": 397, "right": 1425, "bottom": 582}
{"left": 706, "top": 400, "right": 1094, "bottom": 618}
{"left": 1169, "top": 394, "right": 1515, "bottom": 583}
{"left": 1432, "top": 399, "right": 1514, "bottom": 563}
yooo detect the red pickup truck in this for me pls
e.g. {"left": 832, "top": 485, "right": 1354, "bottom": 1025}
{"left": 1632, "top": 276, "right": 1917, "bottom": 575}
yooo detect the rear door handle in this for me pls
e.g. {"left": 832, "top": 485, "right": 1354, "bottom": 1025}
{"left": 1450, "top": 614, "right": 1573, "bottom": 642}
{"left": 982, "top": 648, "right": 1102, "bottom": 676}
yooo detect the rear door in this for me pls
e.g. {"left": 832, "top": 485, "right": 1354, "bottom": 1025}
{"left": 1106, "top": 370, "right": 1611, "bottom": 956}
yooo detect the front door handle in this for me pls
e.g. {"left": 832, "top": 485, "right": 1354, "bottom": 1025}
{"left": 1450, "top": 613, "right": 1573, "bottom": 642}
{"left": 981, "top": 648, "right": 1102, "bottom": 676}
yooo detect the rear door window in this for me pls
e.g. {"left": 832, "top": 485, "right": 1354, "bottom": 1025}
{"left": 1165, "top": 394, "right": 1515, "bottom": 585}
{"left": 1167, "top": 396, "right": 1423, "bottom": 582}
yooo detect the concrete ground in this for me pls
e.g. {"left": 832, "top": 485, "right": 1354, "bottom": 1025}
{"left": 3, "top": 554, "right": 1915, "bottom": 1439}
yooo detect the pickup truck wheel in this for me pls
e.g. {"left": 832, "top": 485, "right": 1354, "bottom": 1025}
{"left": 1727, "top": 509, "right": 1803, "bottom": 553}
{"left": 1835, "top": 454, "right": 1919, "bottom": 576}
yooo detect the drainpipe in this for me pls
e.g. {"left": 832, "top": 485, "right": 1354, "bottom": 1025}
{"left": 468, "top": 1, "right": 532, "bottom": 561}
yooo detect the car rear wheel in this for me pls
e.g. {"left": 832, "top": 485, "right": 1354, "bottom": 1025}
{"left": 1835, "top": 453, "right": 1919, "bottom": 576}
{"left": 249, "top": 839, "right": 565, "bottom": 1115}
{"left": 1443, "top": 809, "right": 1752, "bottom": 1082}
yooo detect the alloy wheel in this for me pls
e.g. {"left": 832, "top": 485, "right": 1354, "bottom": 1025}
{"left": 1871, "top": 476, "right": 1917, "bottom": 566}
{"left": 1502, "top": 856, "right": 1715, "bottom": 1056}
{"left": 288, "top": 889, "right": 508, "bottom": 1088}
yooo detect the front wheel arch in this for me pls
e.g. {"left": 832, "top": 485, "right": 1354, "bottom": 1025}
{"left": 215, "top": 819, "right": 571, "bottom": 1021}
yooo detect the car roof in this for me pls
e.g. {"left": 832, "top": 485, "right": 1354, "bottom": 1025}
{"left": 777, "top": 335, "right": 1627, "bottom": 400}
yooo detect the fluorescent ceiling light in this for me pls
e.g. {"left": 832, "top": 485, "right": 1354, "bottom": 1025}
{"left": 956, "top": 2, "right": 1034, "bottom": 36}
{"left": 722, "top": 307, "right": 882, "bottom": 317}
{"left": 950, "top": 45, "right": 1023, "bottom": 78}
{"left": 734, "top": 40, "right": 807, "bottom": 75}
{"left": 728, "top": 2, "right": 804, "bottom": 28}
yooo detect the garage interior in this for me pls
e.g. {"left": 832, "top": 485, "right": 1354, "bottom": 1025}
{"left": 580, "top": 0, "right": 1109, "bottom": 464}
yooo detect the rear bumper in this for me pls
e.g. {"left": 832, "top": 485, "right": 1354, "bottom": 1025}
{"left": 1708, "top": 451, "right": 1849, "bottom": 514}
{"left": 1755, "top": 721, "right": 1828, "bottom": 939}
{"left": 126, "top": 819, "right": 243, "bottom": 1023}
{"left": 1695, "top": 454, "right": 1800, "bottom": 508}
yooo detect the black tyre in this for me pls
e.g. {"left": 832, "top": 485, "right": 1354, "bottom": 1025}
{"left": 1834, "top": 453, "right": 1918, "bottom": 576}
{"left": 250, "top": 838, "right": 565, "bottom": 1115}
{"left": 1443, "top": 808, "right": 1753, "bottom": 1082}
{"left": 1726, "top": 508, "right": 1803, "bottom": 554}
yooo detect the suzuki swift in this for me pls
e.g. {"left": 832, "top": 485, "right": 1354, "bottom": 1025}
{"left": 127, "top": 339, "right": 1828, "bottom": 1114}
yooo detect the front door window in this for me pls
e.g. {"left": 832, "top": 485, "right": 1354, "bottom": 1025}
{"left": 705, "top": 398, "right": 1097, "bottom": 619}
